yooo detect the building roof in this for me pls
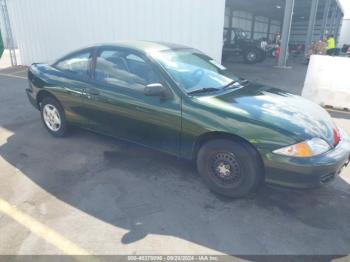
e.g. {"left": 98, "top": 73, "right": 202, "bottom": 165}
{"left": 226, "top": 0, "right": 344, "bottom": 21}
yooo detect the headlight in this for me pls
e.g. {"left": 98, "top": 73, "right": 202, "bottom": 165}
{"left": 273, "top": 138, "right": 331, "bottom": 157}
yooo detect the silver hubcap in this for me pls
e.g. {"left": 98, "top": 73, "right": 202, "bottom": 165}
{"left": 247, "top": 52, "right": 256, "bottom": 61}
{"left": 216, "top": 162, "right": 231, "bottom": 177}
{"left": 43, "top": 104, "right": 61, "bottom": 131}
{"left": 211, "top": 152, "right": 242, "bottom": 185}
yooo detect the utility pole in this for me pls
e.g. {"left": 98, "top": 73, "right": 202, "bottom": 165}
{"left": 305, "top": 0, "right": 319, "bottom": 51}
{"left": 278, "top": 0, "right": 295, "bottom": 67}
{"left": 320, "top": 0, "right": 331, "bottom": 38}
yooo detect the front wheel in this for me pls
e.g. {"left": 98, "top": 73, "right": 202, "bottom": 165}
{"left": 197, "top": 139, "right": 263, "bottom": 198}
{"left": 40, "top": 97, "right": 68, "bottom": 137}
{"left": 243, "top": 49, "right": 260, "bottom": 64}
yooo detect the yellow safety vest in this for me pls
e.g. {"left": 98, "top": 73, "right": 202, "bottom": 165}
{"left": 327, "top": 37, "right": 335, "bottom": 50}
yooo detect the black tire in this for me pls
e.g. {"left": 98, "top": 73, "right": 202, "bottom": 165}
{"left": 243, "top": 49, "right": 259, "bottom": 64}
{"left": 40, "top": 97, "right": 68, "bottom": 137}
{"left": 197, "top": 139, "right": 263, "bottom": 198}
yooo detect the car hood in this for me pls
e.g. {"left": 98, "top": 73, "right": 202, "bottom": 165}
{"left": 196, "top": 83, "right": 337, "bottom": 146}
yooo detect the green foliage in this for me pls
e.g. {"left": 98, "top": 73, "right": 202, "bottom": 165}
{"left": 0, "top": 30, "right": 4, "bottom": 58}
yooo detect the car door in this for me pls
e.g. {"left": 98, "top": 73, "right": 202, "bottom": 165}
{"left": 52, "top": 48, "right": 96, "bottom": 126}
{"left": 86, "top": 47, "right": 182, "bottom": 156}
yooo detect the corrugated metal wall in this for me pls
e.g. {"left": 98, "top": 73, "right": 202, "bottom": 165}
{"left": 6, "top": 0, "right": 225, "bottom": 65}
{"left": 290, "top": 19, "right": 324, "bottom": 44}
{"left": 224, "top": 8, "right": 282, "bottom": 41}
{"left": 290, "top": 18, "right": 343, "bottom": 45}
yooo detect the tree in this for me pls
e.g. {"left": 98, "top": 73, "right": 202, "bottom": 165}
{"left": 0, "top": 30, "right": 4, "bottom": 59}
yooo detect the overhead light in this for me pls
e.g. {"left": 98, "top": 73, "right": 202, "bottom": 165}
{"left": 276, "top": 5, "right": 282, "bottom": 9}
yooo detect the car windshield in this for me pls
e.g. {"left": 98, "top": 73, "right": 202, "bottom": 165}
{"left": 152, "top": 49, "right": 239, "bottom": 93}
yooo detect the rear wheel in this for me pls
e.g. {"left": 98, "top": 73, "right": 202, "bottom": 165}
{"left": 40, "top": 97, "right": 68, "bottom": 137}
{"left": 197, "top": 139, "right": 263, "bottom": 198}
{"left": 243, "top": 49, "right": 259, "bottom": 64}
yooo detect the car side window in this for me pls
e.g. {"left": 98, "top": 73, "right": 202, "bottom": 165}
{"left": 95, "top": 49, "right": 161, "bottom": 91}
{"left": 55, "top": 51, "right": 92, "bottom": 77}
{"left": 125, "top": 54, "right": 161, "bottom": 84}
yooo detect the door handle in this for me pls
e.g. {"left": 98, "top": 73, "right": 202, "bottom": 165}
{"left": 63, "top": 87, "right": 84, "bottom": 96}
{"left": 86, "top": 88, "right": 100, "bottom": 96}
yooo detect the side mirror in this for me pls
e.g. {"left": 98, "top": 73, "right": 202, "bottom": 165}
{"left": 144, "top": 83, "right": 166, "bottom": 97}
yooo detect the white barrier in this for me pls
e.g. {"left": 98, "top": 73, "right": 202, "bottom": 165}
{"left": 302, "top": 55, "right": 350, "bottom": 110}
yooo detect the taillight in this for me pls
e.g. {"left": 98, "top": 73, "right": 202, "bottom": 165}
{"left": 333, "top": 128, "right": 341, "bottom": 146}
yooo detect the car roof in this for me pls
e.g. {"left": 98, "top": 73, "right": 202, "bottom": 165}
{"left": 53, "top": 41, "right": 195, "bottom": 65}
{"left": 93, "top": 41, "right": 192, "bottom": 54}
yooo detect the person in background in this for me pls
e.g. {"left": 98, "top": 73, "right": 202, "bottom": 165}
{"left": 274, "top": 32, "right": 281, "bottom": 45}
{"left": 326, "top": 34, "right": 336, "bottom": 56}
{"left": 0, "top": 30, "right": 4, "bottom": 59}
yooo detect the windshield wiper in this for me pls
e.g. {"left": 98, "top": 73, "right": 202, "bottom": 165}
{"left": 222, "top": 79, "right": 250, "bottom": 90}
{"left": 222, "top": 80, "right": 238, "bottom": 89}
{"left": 187, "top": 87, "right": 220, "bottom": 95}
{"left": 239, "top": 79, "right": 250, "bottom": 85}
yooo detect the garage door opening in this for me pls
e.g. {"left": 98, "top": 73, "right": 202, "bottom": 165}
{"left": 222, "top": 0, "right": 284, "bottom": 64}
{"left": 222, "top": 0, "right": 344, "bottom": 66}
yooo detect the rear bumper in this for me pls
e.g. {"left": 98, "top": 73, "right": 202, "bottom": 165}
{"left": 265, "top": 128, "right": 350, "bottom": 188}
{"left": 26, "top": 88, "right": 39, "bottom": 110}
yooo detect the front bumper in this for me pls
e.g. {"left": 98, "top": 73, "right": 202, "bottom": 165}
{"left": 265, "top": 128, "right": 350, "bottom": 188}
{"left": 26, "top": 88, "right": 39, "bottom": 110}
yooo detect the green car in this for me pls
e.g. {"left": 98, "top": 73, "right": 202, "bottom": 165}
{"left": 26, "top": 41, "right": 350, "bottom": 197}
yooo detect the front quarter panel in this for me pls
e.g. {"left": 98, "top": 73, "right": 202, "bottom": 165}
{"left": 180, "top": 95, "right": 299, "bottom": 161}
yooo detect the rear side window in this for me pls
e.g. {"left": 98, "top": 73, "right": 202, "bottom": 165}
{"left": 55, "top": 51, "right": 92, "bottom": 77}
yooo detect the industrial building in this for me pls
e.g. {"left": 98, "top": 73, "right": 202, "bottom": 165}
{"left": 0, "top": 0, "right": 345, "bottom": 66}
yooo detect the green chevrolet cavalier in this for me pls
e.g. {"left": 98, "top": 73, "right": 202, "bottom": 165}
{"left": 26, "top": 41, "right": 350, "bottom": 197}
